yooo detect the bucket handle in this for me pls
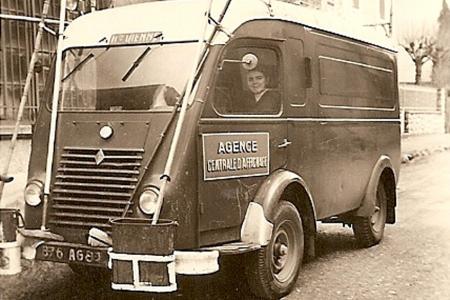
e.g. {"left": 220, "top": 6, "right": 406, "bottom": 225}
{"left": 15, "top": 211, "right": 25, "bottom": 228}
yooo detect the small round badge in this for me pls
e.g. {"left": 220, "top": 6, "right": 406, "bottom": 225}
{"left": 99, "top": 125, "right": 113, "bottom": 139}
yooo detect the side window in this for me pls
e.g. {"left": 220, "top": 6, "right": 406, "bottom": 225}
{"left": 317, "top": 43, "right": 395, "bottom": 109}
{"left": 213, "top": 46, "right": 281, "bottom": 115}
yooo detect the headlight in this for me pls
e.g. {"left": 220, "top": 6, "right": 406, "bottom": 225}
{"left": 139, "top": 187, "right": 159, "bottom": 215}
{"left": 24, "top": 181, "right": 43, "bottom": 206}
{"left": 66, "top": 0, "right": 79, "bottom": 11}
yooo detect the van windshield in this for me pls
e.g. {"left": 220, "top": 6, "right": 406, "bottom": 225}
{"left": 59, "top": 43, "right": 198, "bottom": 111}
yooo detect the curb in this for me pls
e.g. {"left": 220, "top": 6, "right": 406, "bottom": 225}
{"left": 401, "top": 146, "right": 450, "bottom": 164}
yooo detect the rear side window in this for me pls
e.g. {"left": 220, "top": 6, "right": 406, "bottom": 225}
{"left": 213, "top": 46, "right": 282, "bottom": 116}
{"left": 318, "top": 45, "right": 395, "bottom": 109}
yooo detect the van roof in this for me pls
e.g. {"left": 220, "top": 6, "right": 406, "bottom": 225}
{"left": 62, "top": 0, "right": 396, "bottom": 52}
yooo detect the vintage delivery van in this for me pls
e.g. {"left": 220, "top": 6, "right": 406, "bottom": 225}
{"left": 22, "top": 0, "right": 400, "bottom": 298}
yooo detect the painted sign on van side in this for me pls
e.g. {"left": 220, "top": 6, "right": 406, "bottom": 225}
{"left": 202, "top": 132, "right": 270, "bottom": 181}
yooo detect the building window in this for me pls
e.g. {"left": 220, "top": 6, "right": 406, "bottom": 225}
{"left": 352, "top": 0, "right": 359, "bottom": 9}
{"left": 0, "top": 0, "right": 59, "bottom": 123}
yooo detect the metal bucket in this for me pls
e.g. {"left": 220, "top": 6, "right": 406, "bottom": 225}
{"left": 108, "top": 218, "right": 177, "bottom": 293}
{"left": 0, "top": 208, "right": 23, "bottom": 243}
{"left": 0, "top": 241, "right": 21, "bottom": 275}
{"left": 0, "top": 209, "right": 23, "bottom": 276}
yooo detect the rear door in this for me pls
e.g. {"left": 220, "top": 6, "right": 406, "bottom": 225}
{"left": 197, "top": 39, "right": 288, "bottom": 246}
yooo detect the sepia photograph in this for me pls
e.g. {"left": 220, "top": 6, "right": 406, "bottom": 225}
{"left": 0, "top": 0, "right": 449, "bottom": 299}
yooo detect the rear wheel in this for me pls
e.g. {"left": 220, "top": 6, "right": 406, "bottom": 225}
{"left": 353, "top": 181, "right": 388, "bottom": 247}
{"left": 245, "top": 201, "right": 304, "bottom": 299}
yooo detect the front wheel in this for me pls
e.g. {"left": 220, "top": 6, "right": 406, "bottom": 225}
{"left": 245, "top": 201, "right": 304, "bottom": 299}
{"left": 353, "top": 181, "right": 388, "bottom": 247}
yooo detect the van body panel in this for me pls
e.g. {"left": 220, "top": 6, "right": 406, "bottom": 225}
{"left": 197, "top": 119, "right": 288, "bottom": 245}
{"left": 24, "top": 8, "right": 400, "bottom": 294}
{"left": 202, "top": 19, "right": 399, "bottom": 224}
{"left": 48, "top": 112, "right": 172, "bottom": 241}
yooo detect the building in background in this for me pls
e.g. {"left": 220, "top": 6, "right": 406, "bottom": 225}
{"left": 0, "top": 0, "right": 392, "bottom": 126}
{"left": 0, "top": 0, "right": 60, "bottom": 125}
{"left": 0, "top": 0, "right": 111, "bottom": 127}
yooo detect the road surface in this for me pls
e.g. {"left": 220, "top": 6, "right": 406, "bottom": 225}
{"left": 1, "top": 152, "right": 450, "bottom": 299}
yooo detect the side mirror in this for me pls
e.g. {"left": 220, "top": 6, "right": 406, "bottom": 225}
{"left": 241, "top": 53, "right": 258, "bottom": 70}
{"left": 219, "top": 53, "right": 259, "bottom": 70}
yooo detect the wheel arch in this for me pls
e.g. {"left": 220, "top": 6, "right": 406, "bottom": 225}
{"left": 355, "top": 155, "right": 397, "bottom": 223}
{"left": 241, "top": 169, "right": 317, "bottom": 259}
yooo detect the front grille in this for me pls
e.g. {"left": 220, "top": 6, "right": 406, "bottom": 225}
{"left": 49, "top": 146, "right": 144, "bottom": 231}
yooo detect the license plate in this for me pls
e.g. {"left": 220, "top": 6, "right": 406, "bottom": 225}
{"left": 36, "top": 241, "right": 108, "bottom": 267}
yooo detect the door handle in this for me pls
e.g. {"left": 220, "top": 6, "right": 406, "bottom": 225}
{"left": 278, "top": 139, "right": 292, "bottom": 148}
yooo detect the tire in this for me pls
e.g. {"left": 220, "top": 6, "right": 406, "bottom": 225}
{"left": 353, "top": 181, "right": 388, "bottom": 247}
{"left": 245, "top": 201, "right": 304, "bottom": 299}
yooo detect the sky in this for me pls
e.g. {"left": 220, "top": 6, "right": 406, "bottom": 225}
{"left": 394, "top": 0, "right": 445, "bottom": 36}
{"left": 393, "top": 0, "right": 447, "bottom": 82}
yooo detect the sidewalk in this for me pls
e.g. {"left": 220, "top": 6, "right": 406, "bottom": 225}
{"left": 1, "top": 133, "right": 449, "bottom": 208}
{"left": 401, "top": 133, "right": 450, "bottom": 163}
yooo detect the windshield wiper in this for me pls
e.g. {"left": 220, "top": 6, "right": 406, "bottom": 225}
{"left": 122, "top": 46, "right": 152, "bottom": 82}
{"left": 62, "top": 53, "right": 95, "bottom": 82}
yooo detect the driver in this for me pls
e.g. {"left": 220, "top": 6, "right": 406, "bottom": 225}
{"left": 244, "top": 67, "right": 280, "bottom": 114}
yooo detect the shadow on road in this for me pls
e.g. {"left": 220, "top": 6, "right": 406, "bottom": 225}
{"left": 314, "top": 226, "right": 361, "bottom": 258}
{"left": 68, "top": 228, "right": 363, "bottom": 300}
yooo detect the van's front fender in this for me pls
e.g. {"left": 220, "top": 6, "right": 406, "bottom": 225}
{"left": 241, "top": 169, "right": 317, "bottom": 246}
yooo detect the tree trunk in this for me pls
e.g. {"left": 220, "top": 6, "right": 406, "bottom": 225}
{"left": 415, "top": 62, "right": 423, "bottom": 85}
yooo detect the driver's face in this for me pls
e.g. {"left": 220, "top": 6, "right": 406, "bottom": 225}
{"left": 246, "top": 70, "right": 267, "bottom": 95}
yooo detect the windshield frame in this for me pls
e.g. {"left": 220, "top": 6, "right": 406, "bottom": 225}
{"left": 51, "top": 40, "right": 200, "bottom": 113}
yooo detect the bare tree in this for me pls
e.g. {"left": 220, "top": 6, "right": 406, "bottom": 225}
{"left": 399, "top": 32, "right": 437, "bottom": 85}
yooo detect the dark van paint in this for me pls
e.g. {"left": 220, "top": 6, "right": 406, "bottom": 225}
{"left": 25, "top": 17, "right": 399, "bottom": 300}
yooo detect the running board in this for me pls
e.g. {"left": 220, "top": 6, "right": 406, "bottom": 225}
{"left": 200, "top": 241, "right": 261, "bottom": 255}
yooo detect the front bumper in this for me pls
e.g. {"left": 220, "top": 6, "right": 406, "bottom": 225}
{"left": 34, "top": 240, "right": 220, "bottom": 292}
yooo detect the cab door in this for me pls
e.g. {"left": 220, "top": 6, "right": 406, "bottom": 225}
{"left": 197, "top": 40, "right": 288, "bottom": 246}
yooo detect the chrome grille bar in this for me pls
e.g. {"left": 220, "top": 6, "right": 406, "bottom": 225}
{"left": 54, "top": 182, "right": 136, "bottom": 190}
{"left": 61, "top": 154, "right": 143, "bottom": 160}
{"left": 57, "top": 167, "right": 139, "bottom": 175}
{"left": 49, "top": 220, "right": 112, "bottom": 229}
{"left": 56, "top": 174, "right": 138, "bottom": 182}
{"left": 52, "top": 189, "right": 132, "bottom": 197}
{"left": 52, "top": 204, "right": 125, "bottom": 213}
{"left": 53, "top": 196, "right": 130, "bottom": 205}
{"left": 59, "top": 160, "right": 141, "bottom": 167}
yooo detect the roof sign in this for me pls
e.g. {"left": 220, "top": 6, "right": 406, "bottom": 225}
{"left": 110, "top": 31, "right": 163, "bottom": 45}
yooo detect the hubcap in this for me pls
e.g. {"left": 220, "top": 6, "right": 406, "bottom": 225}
{"left": 271, "top": 221, "right": 298, "bottom": 282}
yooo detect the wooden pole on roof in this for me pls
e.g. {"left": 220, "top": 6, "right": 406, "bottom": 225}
{"left": 0, "top": 0, "right": 52, "bottom": 204}
{"left": 40, "top": 0, "right": 67, "bottom": 230}
{"left": 151, "top": 0, "right": 234, "bottom": 224}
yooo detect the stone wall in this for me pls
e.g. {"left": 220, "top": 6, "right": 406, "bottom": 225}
{"left": 404, "top": 111, "right": 445, "bottom": 135}
{"left": 400, "top": 84, "right": 447, "bottom": 135}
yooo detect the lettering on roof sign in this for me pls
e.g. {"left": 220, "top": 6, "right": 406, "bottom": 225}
{"left": 110, "top": 31, "right": 163, "bottom": 45}
{"left": 202, "top": 132, "right": 270, "bottom": 181}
